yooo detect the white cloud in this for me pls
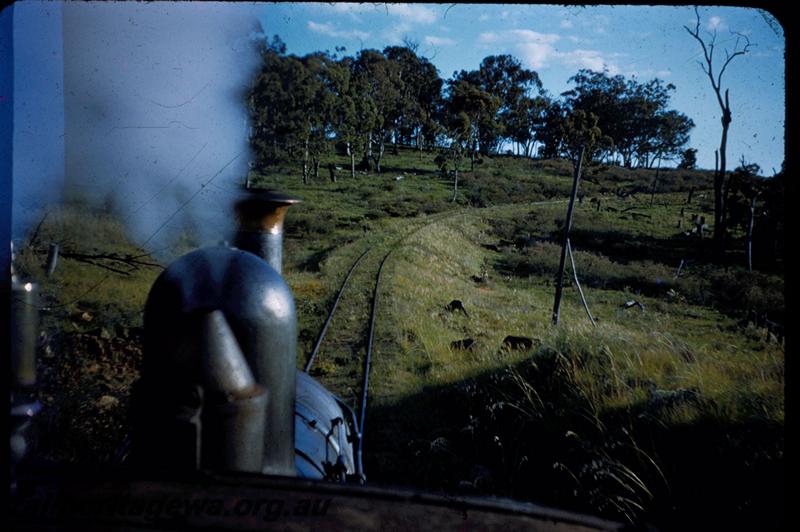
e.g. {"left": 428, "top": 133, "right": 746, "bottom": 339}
{"left": 560, "top": 49, "right": 619, "bottom": 74}
{"left": 479, "top": 29, "right": 559, "bottom": 45}
{"left": 424, "top": 35, "right": 456, "bottom": 47}
{"left": 475, "top": 27, "right": 623, "bottom": 74}
{"left": 517, "top": 42, "right": 558, "bottom": 69}
{"left": 657, "top": 69, "right": 672, "bottom": 78}
{"left": 386, "top": 4, "right": 437, "bottom": 24}
{"left": 509, "top": 29, "right": 560, "bottom": 44}
{"left": 560, "top": 19, "right": 573, "bottom": 29}
{"left": 309, "top": 2, "right": 366, "bottom": 21}
{"left": 311, "top": 3, "right": 436, "bottom": 25}
{"left": 479, "top": 14, "right": 489, "bottom": 22}
{"left": 707, "top": 15, "right": 723, "bottom": 31}
{"left": 478, "top": 32, "right": 498, "bottom": 44}
{"left": 329, "top": 3, "right": 365, "bottom": 16}
{"left": 307, "top": 21, "right": 369, "bottom": 41}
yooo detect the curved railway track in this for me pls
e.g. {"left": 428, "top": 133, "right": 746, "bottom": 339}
{"left": 301, "top": 200, "right": 564, "bottom": 463}
{"left": 302, "top": 209, "right": 465, "bottom": 449}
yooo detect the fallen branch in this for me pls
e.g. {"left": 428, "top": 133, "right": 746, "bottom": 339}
{"left": 59, "top": 250, "right": 162, "bottom": 269}
{"left": 35, "top": 247, "right": 163, "bottom": 276}
{"left": 27, "top": 212, "right": 49, "bottom": 250}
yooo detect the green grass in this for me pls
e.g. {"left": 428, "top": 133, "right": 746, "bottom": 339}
{"left": 14, "top": 202, "right": 162, "bottom": 330}
{"left": 357, "top": 193, "right": 782, "bottom": 527}
{"left": 375, "top": 208, "right": 783, "bottom": 425}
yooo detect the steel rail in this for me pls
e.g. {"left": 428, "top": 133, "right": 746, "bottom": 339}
{"left": 304, "top": 248, "right": 370, "bottom": 372}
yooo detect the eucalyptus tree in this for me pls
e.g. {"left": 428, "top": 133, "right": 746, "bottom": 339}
{"left": 250, "top": 51, "right": 320, "bottom": 181}
{"left": 685, "top": 6, "right": 752, "bottom": 255}
{"left": 562, "top": 69, "right": 627, "bottom": 164}
{"left": 434, "top": 110, "right": 471, "bottom": 202}
{"left": 444, "top": 78, "right": 501, "bottom": 170}
{"left": 560, "top": 109, "right": 604, "bottom": 166}
{"left": 454, "top": 54, "right": 541, "bottom": 155}
{"left": 648, "top": 110, "right": 695, "bottom": 166}
{"left": 383, "top": 46, "right": 443, "bottom": 154}
{"left": 563, "top": 70, "right": 691, "bottom": 167}
{"left": 351, "top": 49, "right": 402, "bottom": 173}
{"left": 301, "top": 52, "right": 345, "bottom": 182}
{"left": 538, "top": 99, "right": 568, "bottom": 160}
{"left": 504, "top": 94, "right": 550, "bottom": 157}
{"left": 678, "top": 148, "right": 698, "bottom": 170}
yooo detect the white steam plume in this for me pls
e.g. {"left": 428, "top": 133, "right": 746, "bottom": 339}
{"left": 60, "top": 2, "right": 262, "bottom": 254}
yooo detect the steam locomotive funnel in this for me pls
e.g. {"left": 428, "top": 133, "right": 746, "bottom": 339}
{"left": 134, "top": 189, "right": 300, "bottom": 476}
{"left": 233, "top": 188, "right": 301, "bottom": 274}
{"left": 134, "top": 186, "right": 360, "bottom": 482}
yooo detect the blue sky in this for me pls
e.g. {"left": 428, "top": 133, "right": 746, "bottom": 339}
{"left": 257, "top": 3, "right": 785, "bottom": 173}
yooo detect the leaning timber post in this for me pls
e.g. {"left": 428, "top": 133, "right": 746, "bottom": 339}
{"left": 552, "top": 146, "right": 585, "bottom": 326}
{"left": 747, "top": 192, "right": 761, "bottom": 272}
{"left": 649, "top": 158, "right": 662, "bottom": 206}
{"left": 567, "top": 239, "right": 596, "bottom": 327}
{"left": 45, "top": 243, "right": 59, "bottom": 277}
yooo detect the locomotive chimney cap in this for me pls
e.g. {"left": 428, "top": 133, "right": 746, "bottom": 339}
{"left": 235, "top": 188, "right": 302, "bottom": 234}
{"left": 239, "top": 186, "right": 303, "bottom": 204}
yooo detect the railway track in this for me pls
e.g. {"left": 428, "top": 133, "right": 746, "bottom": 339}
{"left": 301, "top": 200, "right": 565, "bottom": 461}
{"left": 302, "top": 209, "right": 463, "bottom": 424}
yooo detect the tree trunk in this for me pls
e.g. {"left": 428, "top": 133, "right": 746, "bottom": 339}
{"left": 312, "top": 157, "right": 320, "bottom": 180}
{"left": 747, "top": 193, "right": 759, "bottom": 271}
{"left": 302, "top": 135, "right": 310, "bottom": 184}
{"left": 714, "top": 95, "right": 732, "bottom": 259}
{"left": 372, "top": 136, "right": 385, "bottom": 174}
{"left": 552, "top": 146, "right": 585, "bottom": 326}
{"left": 361, "top": 134, "right": 372, "bottom": 174}
{"left": 451, "top": 168, "right": 459, "bottom": 202}
{"left": 350, "top": 151, "right": 356, "bottom": 179}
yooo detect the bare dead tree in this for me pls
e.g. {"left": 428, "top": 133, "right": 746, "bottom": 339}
{"left": 684, "top": 7, "right": 752, "bottom": 259}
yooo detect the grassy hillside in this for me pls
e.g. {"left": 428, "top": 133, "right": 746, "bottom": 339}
{"left": 14, "top": 146, "right": 782, "bottom": 529}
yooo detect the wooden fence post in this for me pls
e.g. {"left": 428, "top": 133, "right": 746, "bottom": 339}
{"left": 552, "top": 146, "right": 585, "bottom": 326}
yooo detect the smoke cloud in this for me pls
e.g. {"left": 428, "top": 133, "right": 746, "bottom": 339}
{"left": 53, "top": 2, "right": 261, "bottom": 254}
{"left": 11, "top": 1, "right": 65, "bottom": 240}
